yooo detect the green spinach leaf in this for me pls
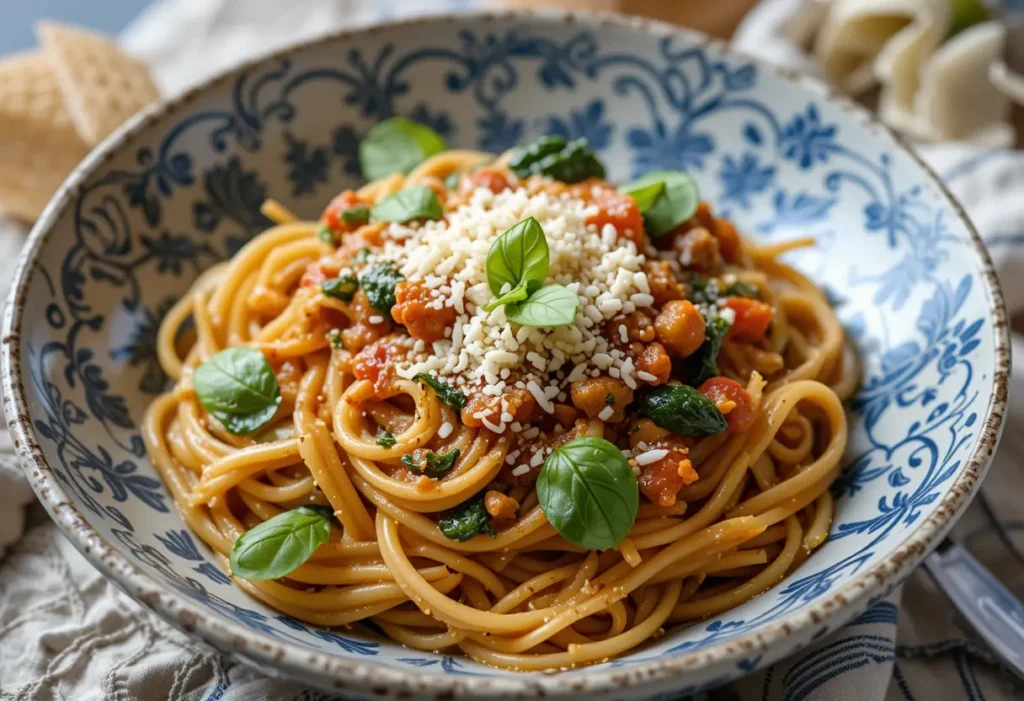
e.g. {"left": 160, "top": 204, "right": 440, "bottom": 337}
{"left": 376, "top": 429, "right": 396, "bottom": 448}
{"left": 341, "top": 206, "right": 371, "bottom": 225}
{"left": 438, "top": 492, "right": 497, "bottom": 541}
{"left": 321, "top": 275, "right": 358, "bottom": 302}
{"left": 508, "top": 136, "right": 605, "bottom": 183}
{"left": 401, "top": 448, "right": 460, "bottom": 478}
{"left": 412, "top": 373, "right": 468, "bottom": 410}
{"left": 639, "top": 384, "right": 727, "bottom": 436}
{"left": 359, "top": 263, "right": 405, "bottom": 321}
{"left": 537, "top": 437, "right": 638, "bottom": 550}
{"left": 193, "top": 347, "right": 281, "bottom": 435}
{"left": 688, "top": 316, "right": 731, "bottom": 385}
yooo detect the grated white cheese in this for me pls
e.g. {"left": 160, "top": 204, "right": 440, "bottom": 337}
{"left": 377, "top": 181, "right": 657, "bottom": 433}
{"left": 512, "top": 464, "right": 531, "bottom": 477}
{"left": 438, "top": 422, "right": 454, "bottom": 439}
{"left": 637, "top": 370, "right": 658, "bottom": 382}
{"left": 598, "top": 406, "right": 615, "bottom": 421}
{"left": 635, "top": 448, "right": 669, "bottom": 466}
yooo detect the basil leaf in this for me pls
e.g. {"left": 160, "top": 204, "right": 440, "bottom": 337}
{"left": 537, "top": 437, "right": 638, "bottom": 550}
{"left": 402, "top": 448, "right": 460, "bottom": 478}
{"left": 193, "top": 347, "right": 281, "bottom": 435}
{"left": 229, "top": 505, "right": 332, "bottom": 580}
{"left": 620, "top": 171, "right": 699, "bottom": 237}
{"left": 353, "top": 247, "right": 371, "bottom": 264}
{"left": 341, "top": 206, "right": 371, "bottom": 225}
{"left": 485, "top": 216, "right": 550, "bottom": 299}
{"left": 376, "top": 429, "right": 396, "bottom": 448}
{"left": 443, "top": 172, "right": 461, "bottom": 189}
{"left": 412, "top": 373, "right": 467, "bottom": 410}
{"left": 639, "top": 384, "right": 727, "bottom": 437}
{"left": 622, "top": 179, "right": 665, "bottom": 213}
{"left": 688, "top": 316, "right": 731, "bottom": 386}
{"left": 359, "top": 263, "right": 405, "bottom": 320}
{"left": 359, "top": 117, "right": 447, "bottom": 180}
{"left": 509, "top": 136, "right": 606, "bottom": 184}
{"left": 371, "top": 186, "right": 443, "bottom": 223}
{"left": 321, "top": 275, "right": 358, "bottom": 302}
{"left": 483, "top": 283, "right": 529, "bottom": 312}
{"left": 438, "top": 492, "right": 496, "bottom": 541}
{"left": 318, "top": 224, "right": 334, "bottom": 244}
{"left": 326, "top": 329, "right": 344, "bottom": 349}
{"left": 506, "top": 284, "right": 579, "bottom": 328}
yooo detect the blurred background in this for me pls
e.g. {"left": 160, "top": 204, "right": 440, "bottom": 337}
{"left": 0, "top": 1, "right": 761, "bottom": 54}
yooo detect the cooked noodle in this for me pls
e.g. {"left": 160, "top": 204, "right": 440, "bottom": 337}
{"left": 143, "top": 147, "right": 856, "bottom": 670}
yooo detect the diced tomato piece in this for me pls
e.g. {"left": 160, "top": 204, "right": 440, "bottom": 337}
{"left": 698, "top": 377, "right": 756, "bottom": 433}
{"left": 586, "top": 190, "right": 645, "bottom": 247}
{"left": 715, "top": 218, "right": 742, "bottom": 263}
{"left": 461, "top": 169, "right": 511, "bottom": 194}
{"left": 322, "top": 190, "right": 366, "bottom": 234}
{"left": 722, "top": 297, "right": 774, "bottom": 340}
{"left": 352, "top": 337, "right": 402, "bottom": 394}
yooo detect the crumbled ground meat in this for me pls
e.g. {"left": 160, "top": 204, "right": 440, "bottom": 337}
{"left": 643, "top": 260, "right": 684, "bottom": 305}
{"left": 484, "top": 491, "right": 519, "bottom": 521}
{"left": 674, "top": 227, "right": 721, "bottom": 273}
{"left": 340, "top": 290, "right": 390, "bottom": 353}
{"left": 609, "top": 310, "right": 656, "bottom": 345}
{"left": 636, "top": 343, "right": 671, "bottom": 385}
{"left": 391, "top": 280, "right": 456, "bottom": 343}
{"left": 654, "top": 300, "right": 706, "bottom": 357}
{"left": 461, "top": 388, "right": 538, "bottom": 429}
{"left": 570, "top": 376, "right": 633, "bottom": 423}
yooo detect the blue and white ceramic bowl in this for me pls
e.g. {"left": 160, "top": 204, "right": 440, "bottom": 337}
{"left": 1, "top": 11, "right": 1010, "bottom": 700}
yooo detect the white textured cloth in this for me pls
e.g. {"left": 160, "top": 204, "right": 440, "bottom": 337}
{"left": 1, "top": 2, "right": 1024, "bottom": 700}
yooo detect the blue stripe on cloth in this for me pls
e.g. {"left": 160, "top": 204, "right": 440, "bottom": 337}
{"left": 786, "top": 646, "right": 896, "bottom": 701}
{"left": 784, "top": 635, "right": 894, "bottom": 685}
{"left": 761, "top": 664, "right": 774, "bottom": 701}
{"left": 850, "top": 601, "right": 899, "bottom": 626}
{"left": 782, "top": 636, "right": 895, "bottom": 701}
{"left": 892, "top": 660, "right": 918, "bottom": 701}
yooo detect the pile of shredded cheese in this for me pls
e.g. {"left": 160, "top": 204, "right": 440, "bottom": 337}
{"left": 375, "top": 182, "right": 657, "bottom": 434}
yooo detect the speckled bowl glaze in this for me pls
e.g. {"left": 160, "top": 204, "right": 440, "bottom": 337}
{"left": 1, "top": 10, "right": 1010, "bottom": 700}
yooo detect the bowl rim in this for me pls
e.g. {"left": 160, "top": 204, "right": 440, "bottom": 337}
{"left": 1, "top": 8, "right": 1010, "bottom": 698}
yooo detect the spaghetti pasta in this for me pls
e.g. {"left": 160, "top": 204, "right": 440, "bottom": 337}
{"left": 143, "top": 133, "right": 855, "bottom": 671}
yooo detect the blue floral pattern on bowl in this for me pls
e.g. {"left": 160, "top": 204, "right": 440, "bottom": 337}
{"left": 2, "top": 12, "right": 1007, "bottom": 700}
